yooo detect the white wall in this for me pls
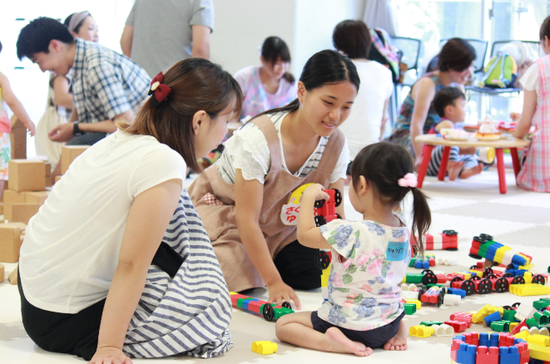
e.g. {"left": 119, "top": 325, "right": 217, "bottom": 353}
{"left": 211, "top": 0, "right": 365, "bottom": 78}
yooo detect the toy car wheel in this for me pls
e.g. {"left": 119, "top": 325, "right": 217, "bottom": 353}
{"left": 314, "top": 251, "right": 331, "bottom": 270}
{"left": 462, "top": 280, "right": 476, "bottom": 296}
{"left": 470, "top": 264, "right": 479, "bottom": 270}
{"left": 437, "top": 290, "right": 445, "bottom": 307}
{"left": 483, "top": 268, "right": 494, "bottom": 277}
{"left": 443, "top": 229, "right": 458, "bottom": 236}
{"left": 333, "top": 188, "right": 342, "bottom": 207}
{"left": 512, "top": 276, "right": 525, "bottom": 285}
{"left": 282, "top": 302, "right": 292, "bottom": 309}
{"left": 532, "top": 274, "right": 546, "bottom": 285}
{"left": 471, "top": 275, "right": 481, "bottom": 281}
{"left": 503, "top": 273, "right": 514, "bottom": 278}
{"left": 335, "top": 213, "right": 342, "bottom": 220}
{"left": 512, "top": 302, "right": 521, "bottom": 309}
{"left": 314, "top": 215, "right": 327, "bottom": 227}
{"left": 506, "top": 264, "right": 515, "bottom": 270}
{"left": 314, "top": 199, "right": 326, "bottom": 209}
{"left": 422, "top": 271, "right": 437, "bottom": 285}
{"left": 480, "top": 233, "right": 493, "bottom": 241}
{"left": 479, "top": 279, "right": 492, "bottom": 294}
{"left": 486, "top": 274, "right": 497, "bottom": 280}
{"left": 473, "top": 236, "right": 487, "bottom": 243}
{"left": 262, "top": 304, "right": 274, "bottom": 321}
{"left": 494, "top": 278, "right": 509, "bottom": 293}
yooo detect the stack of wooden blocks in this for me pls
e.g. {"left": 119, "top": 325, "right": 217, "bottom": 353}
{"left": 0, "top": 144, "right": 88, "bottom": 283}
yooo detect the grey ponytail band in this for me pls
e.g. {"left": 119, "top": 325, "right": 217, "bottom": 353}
{"left": 68, "top": 11, "right": 90, "bottom": 33}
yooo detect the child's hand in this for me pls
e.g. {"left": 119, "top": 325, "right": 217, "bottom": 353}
{"left": 88, "top": 346, "right": 132, "bottom": 364}
{"left": 301, "top": 184, "right": 330, "bottom": 204}
{"left": 25, "top": 121, "right": 36, "bottom": 136}
{"left": 267, "top": 280, "right": 301, "bottom": 310}
{"left": 510, "top": 112, "right": 521, "bottom": 122}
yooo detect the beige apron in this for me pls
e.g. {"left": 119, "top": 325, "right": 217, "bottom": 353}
{"left": 189, "top": 114, "right": 345, "bottom": 292}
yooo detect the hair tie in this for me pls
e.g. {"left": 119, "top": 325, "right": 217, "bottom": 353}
{"left": 148, "top": 72, "right": 172, "bottom": 106}
{"left": 398, "top": 173, "right": 418, "bottom": 188}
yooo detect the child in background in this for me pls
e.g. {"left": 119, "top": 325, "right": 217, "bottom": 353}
{"left": 513, "top": 15, "right": 550, "bottom": 192}
{"left": 0, "top": 40, "right": 36, "bottom": 196}
{"left": 426, "top": 87, "right": 482, "bottom": 180}
{"left": 276, "top": 142, "right": 431, "bottom": 357}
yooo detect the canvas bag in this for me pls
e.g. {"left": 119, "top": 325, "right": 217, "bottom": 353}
{"left": 480, "top": 52, "right": 518, "bottom": 88}
{"left": 35, "top": 104, "right": 65, "bottom": 170}
{"left": 368, "top": 28, "right": 401, "bottom": 84}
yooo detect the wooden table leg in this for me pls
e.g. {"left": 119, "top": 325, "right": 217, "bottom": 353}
{"left": 495, "top": 148, "right": 507, "bottom": 194}
{"left": 417, "top": 144, "right": 434, "bottom": 189}
{"left": 510, "top": 147, "right": 521, "bottom": 178}
{"left": 438, "top": 146, "right": 451, "bottom": 181}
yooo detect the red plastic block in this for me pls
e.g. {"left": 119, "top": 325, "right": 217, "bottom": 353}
{"left": 476, "top": 346, "right": 499, "bottom": 364}
{"left": 445, "top": 320, "right": 469, "bottom": 333}
{"left": 248, "top": 301, "right": 263, "bottom": 313}
{"left": 512, "top": 319, "right": 528, "bottom": 335}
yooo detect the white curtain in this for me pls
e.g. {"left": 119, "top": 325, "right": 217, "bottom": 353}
{"left": 363, "top": 0, "right": 398, "bottom": 36}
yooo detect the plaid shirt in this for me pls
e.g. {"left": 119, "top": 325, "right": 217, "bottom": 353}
{"left": 71, "top": 39, "right": 150, "bottom": 124}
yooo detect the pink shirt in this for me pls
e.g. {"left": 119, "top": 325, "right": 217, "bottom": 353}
{"left": 234, "top": 66, "right": 297, "bottom": 119}
{"left": 0, "top": 85, "right": 11, "bottom": 133}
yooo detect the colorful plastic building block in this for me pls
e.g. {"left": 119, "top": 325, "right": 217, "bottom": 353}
{"left": 484, "top": 311, "right": 503, "bottom": 326}
{"left": 510, "top": 284, "right": 550, "bottom": 296}
{"left": 472, "top": 304, "right": 502, "bottom": 324}
{"left": 412, "top": 229, "right": 458, "bottom": 250}
{"left": 445, "top": 320, "right": 469, "bottom": 333}
{"left": 404, "top": 303, "right": 416, "bottom": 315}
{"left": 513, "top": 331, "right": 549, "bottom": 362}
{"left": 230, "top": 292, "right": 293, "bottom": 321}
{"left": 313, "top": 189, "right": 342, "bottom": 226}
{"left": 409, "top": 325, "right": 434, "bottom": 338}
{"left": 451, "top": 332, "right": 529, "bottom": 364}
{"left": 433, "top": 324, "right": 455, "bottom": 337}
{"left": 252, "top": 341, "right": 278, "bottom": 355}
{"left": 403, "top": 298, "right": 421, "bottom": 309}
{"left": 469, "top": 234, "right": 532, "bottom": 267}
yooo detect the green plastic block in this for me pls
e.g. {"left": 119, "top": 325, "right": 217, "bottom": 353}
{"left": 420, "top": 320, "right": 444, "bottom": 326}
{"left": 404, "top": 303, "right": 416, "bottom": 315}
{"left": 237, "top": 298, "right": 246, "bottom": 309}
{"left": 533, "top": 299, "right": 550, "bottom": 310}
{"left": 534, "top": 311, "right": 550, "bottom": 325}
{"left": 406, "top": 273, "right": 424, "bottom": 284}
{"left": 526, "top": 317, "right": 540, "bottom": 329}
{"left": 490, "top": 320, "right": 510, "bottom": 332}
{"left": 477, "top": 242, "right": 490, "bottom": 259}
{"left": 503, "top": 310, "right": 517, "bottom": 322}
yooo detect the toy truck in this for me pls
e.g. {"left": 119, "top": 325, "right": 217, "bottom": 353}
{"left": 230, "top": 292, "right": 293, "bottom": 321}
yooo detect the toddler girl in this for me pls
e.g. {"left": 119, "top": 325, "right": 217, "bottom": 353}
{"left": 276, "top": 142, "right": 431, "bottom": 357}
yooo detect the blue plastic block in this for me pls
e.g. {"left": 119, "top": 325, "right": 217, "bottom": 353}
{"left": 499, "top": 346, "right": 520, "bottom": 364}
{"left": 414, "top": 259, "right": 429, "bottom": 269}
{"left": 484, "top": 311, "right": 503, "bottom": 326}
{"left": 456, "top": 343, "right": 477, "bottom": 364}
{"left": 454, "top": 334, "right": 466, "bottom": 341}
{"left": 488, "top": 333, "right": 500, "bottom": 348}
{"left": 242, "top": 299, "right": 250, "bottom": 310}
{"left": 511, "top": 254, "right": 527, "bottom": 267}
{"left": 479, "top": 332, "right": 489, "bottom": 347}
{"left": 447, "top": 287, "right": 467, "bottom": 298}
{"left": 485, "top": 242, "right": 503, "bottom": 262}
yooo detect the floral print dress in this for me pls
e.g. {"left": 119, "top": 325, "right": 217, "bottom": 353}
{"left": 318, "top": 217, "right": 410, "bottom": 331}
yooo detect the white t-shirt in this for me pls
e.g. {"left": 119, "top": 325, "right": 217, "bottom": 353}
{"left": 338, "top": 60, "right": 393, "bottom": 160}
{"left": 520, "top": 62, "right": 539, "bottom": 94}
{"left": 216, "top": 111, "right": 349, "bottom": 184}
{"left": 20, "top": 131, "right": 186, "bottom": 314}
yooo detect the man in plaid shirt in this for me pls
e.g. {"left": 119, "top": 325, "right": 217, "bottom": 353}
{"left": 17, "top": 17, "right": 150, "bottom": 147}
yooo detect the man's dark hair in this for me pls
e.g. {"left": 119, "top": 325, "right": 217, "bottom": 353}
{"left": 0, "top": 40, "right": 2, "bottom": 54}
{"left": 433, "top": 87, "right": 465, "bottom": 117}
{"left": 17, "top": 17, "right": 75, "bottom": 60}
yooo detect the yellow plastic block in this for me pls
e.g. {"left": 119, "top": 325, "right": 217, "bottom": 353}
{"left": 409, "top": 325, "right": 434, "bottom": 338}
{"left": 321, "top": 266, "right": 330, "bottom": 287}
{"left": 252, "top": 341, "right": 278, "bottom": 355}
{"left": 494, "top": 246, "right": 512, "bottom": 264}
{"left": 509, "top": 322, "right": 518, "bottom": 333}
{"left": 510, "top": 284, "right": 550, "bottom": 296}
{"left": 472, "top": 304, "right": 499, "bottom": 324}
{"left": 513, "top": 331, "right": 550, "bottom": 361}
{"left": 404, "top": 298, "right": 421, "bottom": 309}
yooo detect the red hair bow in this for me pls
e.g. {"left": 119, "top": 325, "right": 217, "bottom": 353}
{"left": 149, "top": 72, "right": 172, "bottom": 106}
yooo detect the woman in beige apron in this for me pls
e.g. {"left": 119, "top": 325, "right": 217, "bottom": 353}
{"left": 189, "top": 50, "right": 360, "bottom": 308}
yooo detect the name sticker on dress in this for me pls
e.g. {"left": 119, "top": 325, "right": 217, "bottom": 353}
{"left": 386, "top": 241, "right": 407, "bottom": 261}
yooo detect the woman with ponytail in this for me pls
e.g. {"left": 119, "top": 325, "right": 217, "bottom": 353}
{"left": 19, "top": 58, "right": 243, "bottom": 363}
{"left": 190, "top": 49, "right": 359, "bottom": 308}
{"left": 276, "top": 141, "right": 431, "bottom": 357}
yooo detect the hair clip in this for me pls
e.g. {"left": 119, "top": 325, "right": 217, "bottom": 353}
{"left": 398, "top": 173, "right": 418, "bottom": 188}
{"left": 148, "top": 72, "right": 172, "bottom": 106}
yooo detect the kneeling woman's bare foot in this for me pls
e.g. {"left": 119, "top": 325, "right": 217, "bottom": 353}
{"left": 383, "top": 321, "right": 408, "bottom": 351}
{"left": 459, "top": 163, "right": 483, "bottom": 179}
{"left": 324, "top": 327, "right": 373, "bottom": 357}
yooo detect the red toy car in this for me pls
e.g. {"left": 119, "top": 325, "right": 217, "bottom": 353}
{"left": 314, "top": 188, "right": 342, "bottom": 227}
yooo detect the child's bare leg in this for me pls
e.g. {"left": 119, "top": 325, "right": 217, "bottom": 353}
{"left": 276, "top": 312, "right": 373, "bottom": 357}
{"left": 459, "top": 164, "right": 483, "bottom": 179}
{"left": 448, "top": 161, "right": 464, "bottom": 181}
{"left": 383, "top": 320, "right": 408, "bottom": 351}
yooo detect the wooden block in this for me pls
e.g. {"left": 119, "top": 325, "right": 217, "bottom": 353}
{"left": 26, "top": 191, "right": 50, "bottom": 204}
{"left": 55, "top": 176, "right": 62, "bottom": 183}
{"left": 45, "top": 162, "right": 51, "bottom": 177}
{"left": 0, "top": 263, "right": 4, "bottom": 282}
{"left": 11, "top": 203, "right": 41, "bottom": 224}
{"left": 0, "top": 202, "right": 3, "bottom": 215}
{"left": 8, "top": 160, "right": 46, "bottom": 192}
{"left": 9, "top": 265, "right": 17, "bottom": 285}
{"left": 0, "top": 222, "right": 27, "bottom": 262}
{"left": 45, "top": 176, "right": 52, "bottom": 187}
{"left": 61, "top": 145, "right": 88, "bottom": 174}
{"left": 10, "top": 115, "right": 26, "bottom": 160}
{"left": 3, "top": 190, "right": 27, "bottom": 221}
